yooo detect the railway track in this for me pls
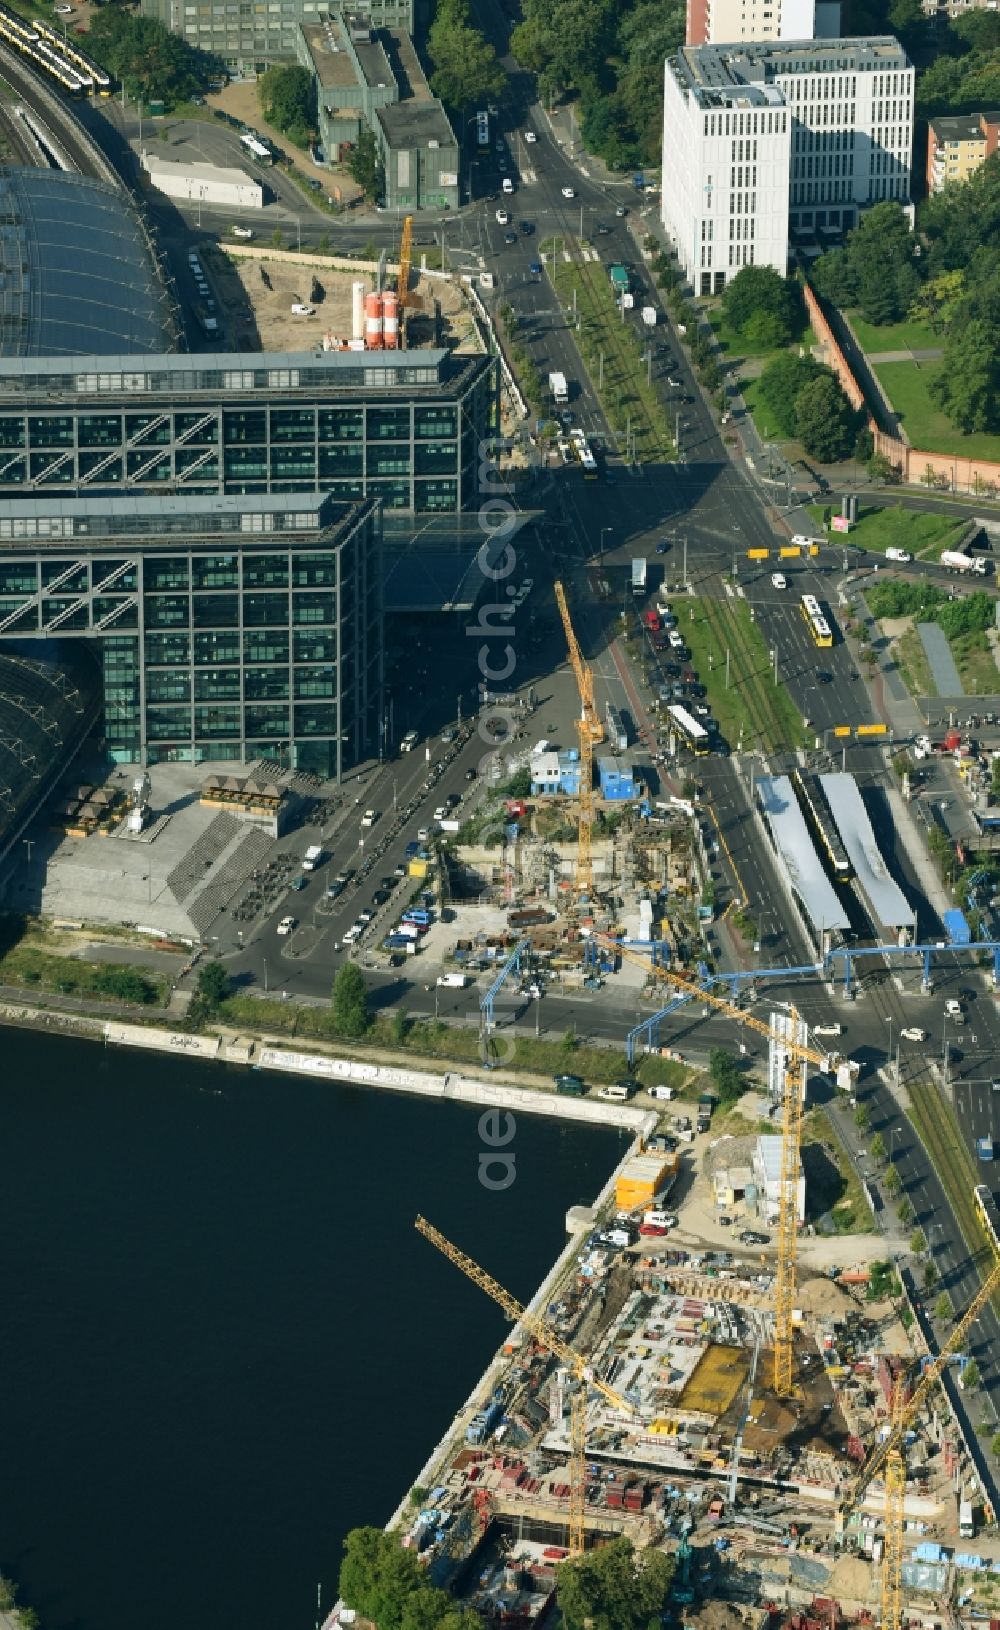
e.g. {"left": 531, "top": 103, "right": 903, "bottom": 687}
{"left": 545, "top": 200, "right": 667, "bottom": 462}
{"left": 699, "top": 591, "right": 784, "bottom": 754}
{"left": 907, "top": 1075, "right": 994, "bottom": 1282}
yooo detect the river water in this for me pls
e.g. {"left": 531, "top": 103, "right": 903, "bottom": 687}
{"left": 0, "top": 1029, "right": 622, "bottom": 1630}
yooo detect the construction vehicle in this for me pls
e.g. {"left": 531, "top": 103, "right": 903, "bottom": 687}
{"left": 415, "top": 1214, "right": 636, "bottom": 1553}
{"left": 594, "top": 932, "right": 858, "bottom": 1395}
{"left": 554, "top": 581, "right": 604, "bottom": 896}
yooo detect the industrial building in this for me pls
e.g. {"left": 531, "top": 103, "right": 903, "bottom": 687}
{"left": 0, "top": 348, "right": 497, "bottom": 515}
{"left": 660, "top": 37, "right": 914, "bottom": 293}
{"left": 140, "top": 0, "right": 414, "bottom": 74}
{"left": 925, "top": 110, "right": 1000, "bottom": 194}
{"left": 0, "top": 491, "right": 381, "bottom": 777}
{"left": 374, "top": 101, "right": 461, "bottom": 214}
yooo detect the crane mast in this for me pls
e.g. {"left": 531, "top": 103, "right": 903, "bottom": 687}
{"left": 415, "top": 1214, "right": 635, "bottom": 1553}
{"left": 554, "top": 581, "right": 603, "bottom": 895}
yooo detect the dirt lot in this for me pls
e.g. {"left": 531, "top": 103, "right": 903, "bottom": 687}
{"left": 225, "top": 252, "right": 482, "bottom": 353}
{"left": 206, "top": 80, "right": 362, "bottom": 205}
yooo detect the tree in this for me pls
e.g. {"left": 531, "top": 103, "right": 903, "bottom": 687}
{"left": 935, "top": 1290, "right": 954, "bottom": 1322}
{"left": 86, "top": 8, "right": 219, "bottom": 107}
{"left": 931, "top": 317, "right": 1000, "bottom": 433}
{"left": 721, "top": 265, "right": 799, "bottom": 341}
{"left": 910, "top": 1228, "right": 927, "bottom": 1254}
{"left": 794, "top": 373, "right": 857, "bottom": 463}
{"left": 338, "top": 1529, "right": 426, "bottom": 1630}
{"left": 964, "top": 1359, "right": 981, "bottom": 1390}
{"left": 709, "top": 1047, "right": 742, "bottom": 1106}
{"left": 870, "top": 1131, "right": 887, "bottom": 1164}
{"left": 923, "top": 1258, "right": 939, "bottom": 1290}
{"left": 991, "top": 1431, "right": 1000, "bottom": 1458}
{"left": 197, "top": 959, "right": 231, "bottom": 1008}
{"left": 756, "top": 351, "right": 822, "bottom": 435}
{"left": 558, "top": 1536, "right": 675, "bottom": 1630}
{"left": 854, "top": 1103, "right": 870, "bottom": 1132}
{"left": 884, "top": 1163, "right": 902, "bottom": 1198}
{"left": 391, "top": 1007, "right": 410, "bottom": 1045}
{"left": 427, "top": 0, "right": 506, "bottom": 110}
{"left": 347, "top": 129, "right": 385, "bottom": 203}
{"left": 258, "top": 64, "right": 316, "bottom": 146}
{"left": 897, "top": 1196, "right": 914, "bottom": 1225}
{"left": 332, "top": 962, "right": 370, "bottom": 1037}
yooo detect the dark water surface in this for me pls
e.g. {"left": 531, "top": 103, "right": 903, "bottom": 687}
{"left": 0, "top": 1030, "right": 622, "bottom": 1630}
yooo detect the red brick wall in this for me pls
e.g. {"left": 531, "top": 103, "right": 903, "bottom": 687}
{"left": 801, "top": 281, "right": 866, "bottom": 411}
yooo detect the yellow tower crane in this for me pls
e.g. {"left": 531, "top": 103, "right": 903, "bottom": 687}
{"left": 397, "top": 214, "right": 414, "bottom": 308}
{"left": 594, "top": 932, "right": 853, "bottom": 1395}
{"left": 839, "top": 1248, "right": 1000, "bottom": 1630}
{"left": 554, "top": 581, "right": 603, "bottom": 896}
{"left": 415, "top": 1214, "right": 636, "bottom": 1553}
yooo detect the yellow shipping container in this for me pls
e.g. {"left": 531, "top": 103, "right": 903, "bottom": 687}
{"left": 408, "top": 859, "right": 428, "bottom": 878}
{"left": 615, "top": 1153, "right": 672, "bottom": 1211}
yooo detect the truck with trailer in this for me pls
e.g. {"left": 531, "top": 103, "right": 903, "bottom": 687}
{"left": 631, "top": 557, "right": 647, "bottom": 595}
{"left": 548, "top": 371, "right": 568, "bottom": 405}
{"left": 941, "top": 550, "right": 988, "bottom": 576}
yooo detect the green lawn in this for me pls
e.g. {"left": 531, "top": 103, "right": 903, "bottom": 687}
{"left": 874, "top": 361, "right": 1000, "bottom": 461}
{"left": 894, "top": 625, "right": 937, "bottom": 698}
{"left": 740, "top": 376, "right": 787, "bottom": 441}
{"left": 682, "top": 596, "right": 809, "bottom": 753}
{"left": 806, "top": 502, "right": 968, "bottom": 558}
{"left": 951, "top": 630, "right": 1000, "bottom": 694}
{"left": 707, "top": 309, "right": 811, "bottom": 362}
{"left": 848, "top": 314, "right": 938, "bottom": 355}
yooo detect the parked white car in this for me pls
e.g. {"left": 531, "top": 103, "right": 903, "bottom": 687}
{"left": 886, "top": 547, "right": 912, "bottom": 563}
{"left": 290, "top": 303, "right": 315, "bottom": 316}
{"left": 276, "top": 915, "right": 296, "bottom": 936}
{"left": 231, "top": 225, "right": 254, "bottom": 239}
{"left": 361, "top": 808, "right": 379, "bottom": 828}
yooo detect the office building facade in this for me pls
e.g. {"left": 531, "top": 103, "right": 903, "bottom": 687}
{"left": 661, "top": 37, "right": 914, "bottom": 293}
{"left": 0, "top": 493, "right": 381, "bottom": 779}
{"left": 142, "top": 0, "right": 413, "bottom": 73}
{"left": 0, "top": 348, "right": 496, "bottom": 515}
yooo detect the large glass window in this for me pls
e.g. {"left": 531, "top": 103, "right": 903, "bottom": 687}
{"left": 292, "top": 553, "right": 336, "bottom": 588}
{"left": 33, "top": 453, "right": 77, "bottom": 482}
{"left": 194, "top": 670, "right": 241, "bottom": 701}
{"left": 145, "top": 595, "right": 189, "bottom": 628}
{"left": 414, "top": 406, "right": 457, "bottom": 438}
{"left": 193, "top": 593, "right": 239, "bottom": 628}
{"left": 194, "top": 630, "right": 239, "bottom": 665}
{"left": 418, "top": 479, "right": 458, "bottom": 512}
{"left": 270, "top": 409, "right": 315, "bottom": 442}
{"left": 77, "top": 415, "right": 122, "bottom": 448}
{"left": 269, "top": 446, "right": 315, "bottom": 480}
{"left": 41, "top": 560, "right": 85, "bottom": 590}
{"left": 318, "top": 444, "right": 362, "bottom": 477}
{"left": 294, "top": 628, "right": 336, "bottom": 662}
{"left": 244, "top": 705, "right": 290, "bottom": 736}
{"left": 318, "top": 407, "right": 363, "bottom": 441}
{"left": 224, "top": 448, "right": 268, "bottom": 480}
{"left": 292, "top": 592, "right": 335, "bottom": 625}
{"left": 369, "top": 445, "right": 411, "bottom": 476}
{"left": 145, "top": 631, "right": 190, "bottom": 665}
{"left": 223, "top": 410, "right": 267, "bottom": 445}
{"left": 146, "top": 705, "right": 193, "bottom": 741}
{"left": 147, "top": 672, "right": 192, "bottom": 703}
{"left": 0, "top": 563, "right": 37, "bottom": 594}
{"left": 243, "top": 592, "right": 288, "bottom": 627}
{"left": 243, "top": 553, "right": 289, "bottom": 588}
{"left": 369, "top": 477, "right": 411, "bottom": 509}
{"left": 294, "top": 665, "right": 335, "bottom": 698}
{"left": 294, "top": 703, "right": 337, "bottom": 736}
{"left": 175, "top": 412, "right": 218, "bottom": 445}
{"left": 415, "top": 442, "right": 457, "bottom": 475}
{"left": 192, "top": 554, "right": 239, "bottom": 589}
{"left": 126, "top": 413, "right": 171, "bottom": 446}
{"left": 244, "top": 668, "right": 289, "bottom": 700}
{"left": 367, "top": 406, "right": 410, "bottom": 440}
{"left": 0, "top": 417, "right": 25, "bottom": 449}
{"left": 28, "top": 416, "right": 74, "bottom": 448}
{"left": 127, "top": 451, "right": 172, "bottom": 483}
{"left": 195, "top": 705, "right": 241, "bottom": 737}
{"left": 244, "top": 629, "right": 289, "bottom": 664}
{"left": 145, "top": 557, "right": 190, "bottom": 592}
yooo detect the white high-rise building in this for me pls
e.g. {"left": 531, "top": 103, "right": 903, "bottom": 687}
{"left": 661, "top": 37, "right": 914, "bottom": 296}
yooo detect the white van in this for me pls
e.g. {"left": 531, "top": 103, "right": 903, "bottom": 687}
{"left": 400, "top": 729, "right": 419, "bottom": 752}
{"left": 436, "top": 972, "right": 469, "bottom": 988}
{"left": 648, "top": 1085, "right": 676, "bottom": 1101}
{"left": 599, "top": 1084, "right": 632, "bottom": 1102}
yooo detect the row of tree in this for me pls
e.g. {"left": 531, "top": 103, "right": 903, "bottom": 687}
{"left": 426, "top": 0, "right": 506, "bottom": 112}
{"left": 339, "top": 1528, "right": 675, "bottom": 1630}
{"left": 511, "top": 0, "right": 683, "bottom": 169}
{"left": 85, "top": 7, "right": 223, "bottom": 108}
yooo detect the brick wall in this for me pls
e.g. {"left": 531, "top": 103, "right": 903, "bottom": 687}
{"left": 872, "top": 428, "right": 1000, "bottom": 494}
{"left": 802, "top": 280, "right": 866, "bottom": 412}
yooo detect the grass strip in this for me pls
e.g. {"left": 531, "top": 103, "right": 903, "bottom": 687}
{"left": 807, "top": 503, "right": 968, "bottom": 559}
{"left": 541, "top": 240, "right": 674, "bottom": 463}
{"left": 906, "top": 1076, "right": 1000, "bottom": 1314}
{"left": 682, "top": 595, "right": 809, "bottom": 753}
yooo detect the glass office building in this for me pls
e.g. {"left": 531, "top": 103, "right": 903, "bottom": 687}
{"left": 0, "top": 349, "right": 497, "bottom": 515}
{"left": 0, "top": 492, "right": 381, "bottom": 780}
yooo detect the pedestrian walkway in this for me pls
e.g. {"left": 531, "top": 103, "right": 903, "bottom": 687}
{"left": 866, "top": 347, "right": 943, "bottom": 364}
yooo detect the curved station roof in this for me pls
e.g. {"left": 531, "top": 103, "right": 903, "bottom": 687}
{"left": 0, "top": 169, "right": 173, "bottom": 357}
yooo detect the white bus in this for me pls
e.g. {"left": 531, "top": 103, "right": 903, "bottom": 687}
{"left": 240, "top": 131, "right": 273, "bottom": 164}
{"left": 667, "top": 703, "right": 710, "bottom": 756}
